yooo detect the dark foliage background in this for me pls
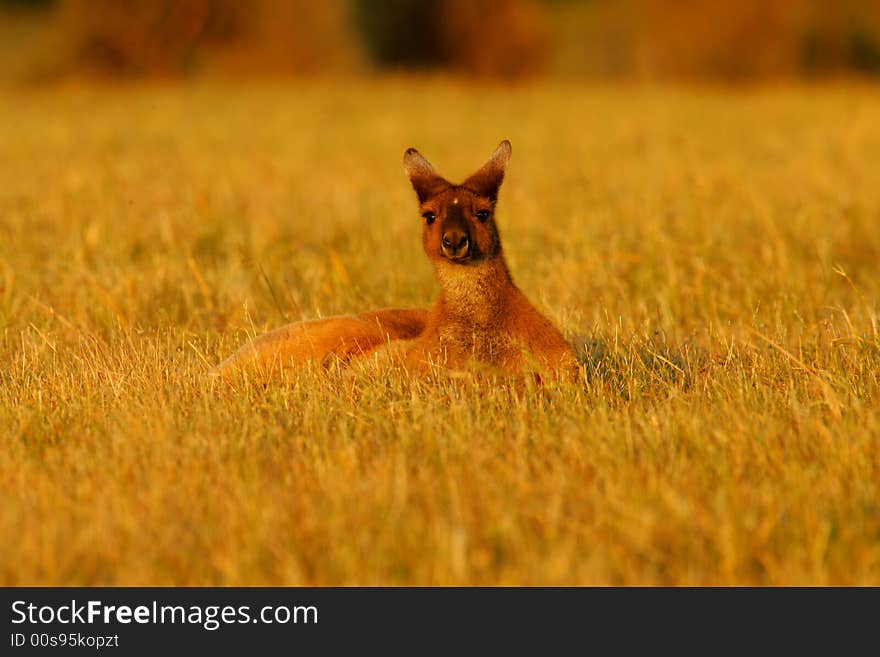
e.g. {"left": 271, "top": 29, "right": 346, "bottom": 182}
{"left": 1, "top": 0, "right": 878, "bottom": 81}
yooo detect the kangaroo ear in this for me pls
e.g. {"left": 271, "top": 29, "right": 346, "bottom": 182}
{"left": 463, "top": 140, "right": 511, "bottom": 201}
{"left": 404, "top": 148, "right": 450, "bottom": 203}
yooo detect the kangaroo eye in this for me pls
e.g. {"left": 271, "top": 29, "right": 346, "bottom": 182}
{"left": 422, "top": 212, "right": 435, "bottom": 225}
{"left": 476, "top": 210, "right": 491, "bottom": 222}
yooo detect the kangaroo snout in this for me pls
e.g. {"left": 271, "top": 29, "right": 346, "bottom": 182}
{"left": 441, "top": 230, "right": 470, "bottom": 260}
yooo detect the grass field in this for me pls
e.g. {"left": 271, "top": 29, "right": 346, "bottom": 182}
{"left": 1, "top": 79, "right": 879, "bottom": 585}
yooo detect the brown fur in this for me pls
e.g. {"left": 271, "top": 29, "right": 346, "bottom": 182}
{"left": 210, "top": 308, "right": 428, "bottom": 380}
{"left": 211, "top": 140, "right": 577, "bottom": 382}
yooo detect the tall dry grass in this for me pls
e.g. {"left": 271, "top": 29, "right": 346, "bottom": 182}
{"left": 1, "top": 80, "right": 879, "bottom": 584}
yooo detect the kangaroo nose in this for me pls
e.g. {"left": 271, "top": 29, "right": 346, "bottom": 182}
{"left": 441, "top": 231, "right": 470, "bottom": 259}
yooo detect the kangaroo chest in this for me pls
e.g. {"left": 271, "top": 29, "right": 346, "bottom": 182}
{"left": 435, "top": 320, "right": 520, "bottom": 365}
{"left": 430, "top": 261, "right": 530, "bottom": 366}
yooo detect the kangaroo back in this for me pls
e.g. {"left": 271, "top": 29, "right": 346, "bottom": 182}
{"left": 210, "top": 308, "right": 427, "bottom": 381}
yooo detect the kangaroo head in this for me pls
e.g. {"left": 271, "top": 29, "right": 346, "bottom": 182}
{"left": 404, "top": 140, "right": 511, "bottom": 267}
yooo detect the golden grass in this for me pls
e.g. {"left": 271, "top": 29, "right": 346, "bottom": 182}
{"left": 1, "top": 79, "right": 879, "bottom": 585}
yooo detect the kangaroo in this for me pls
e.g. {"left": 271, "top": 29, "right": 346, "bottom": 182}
{"left": 211, "top": 140, "right": 577, "bottom": 381}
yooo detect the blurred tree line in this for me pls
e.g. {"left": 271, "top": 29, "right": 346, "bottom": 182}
{"left": 1, "top": 0, "right": 879, "bottom": 80}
